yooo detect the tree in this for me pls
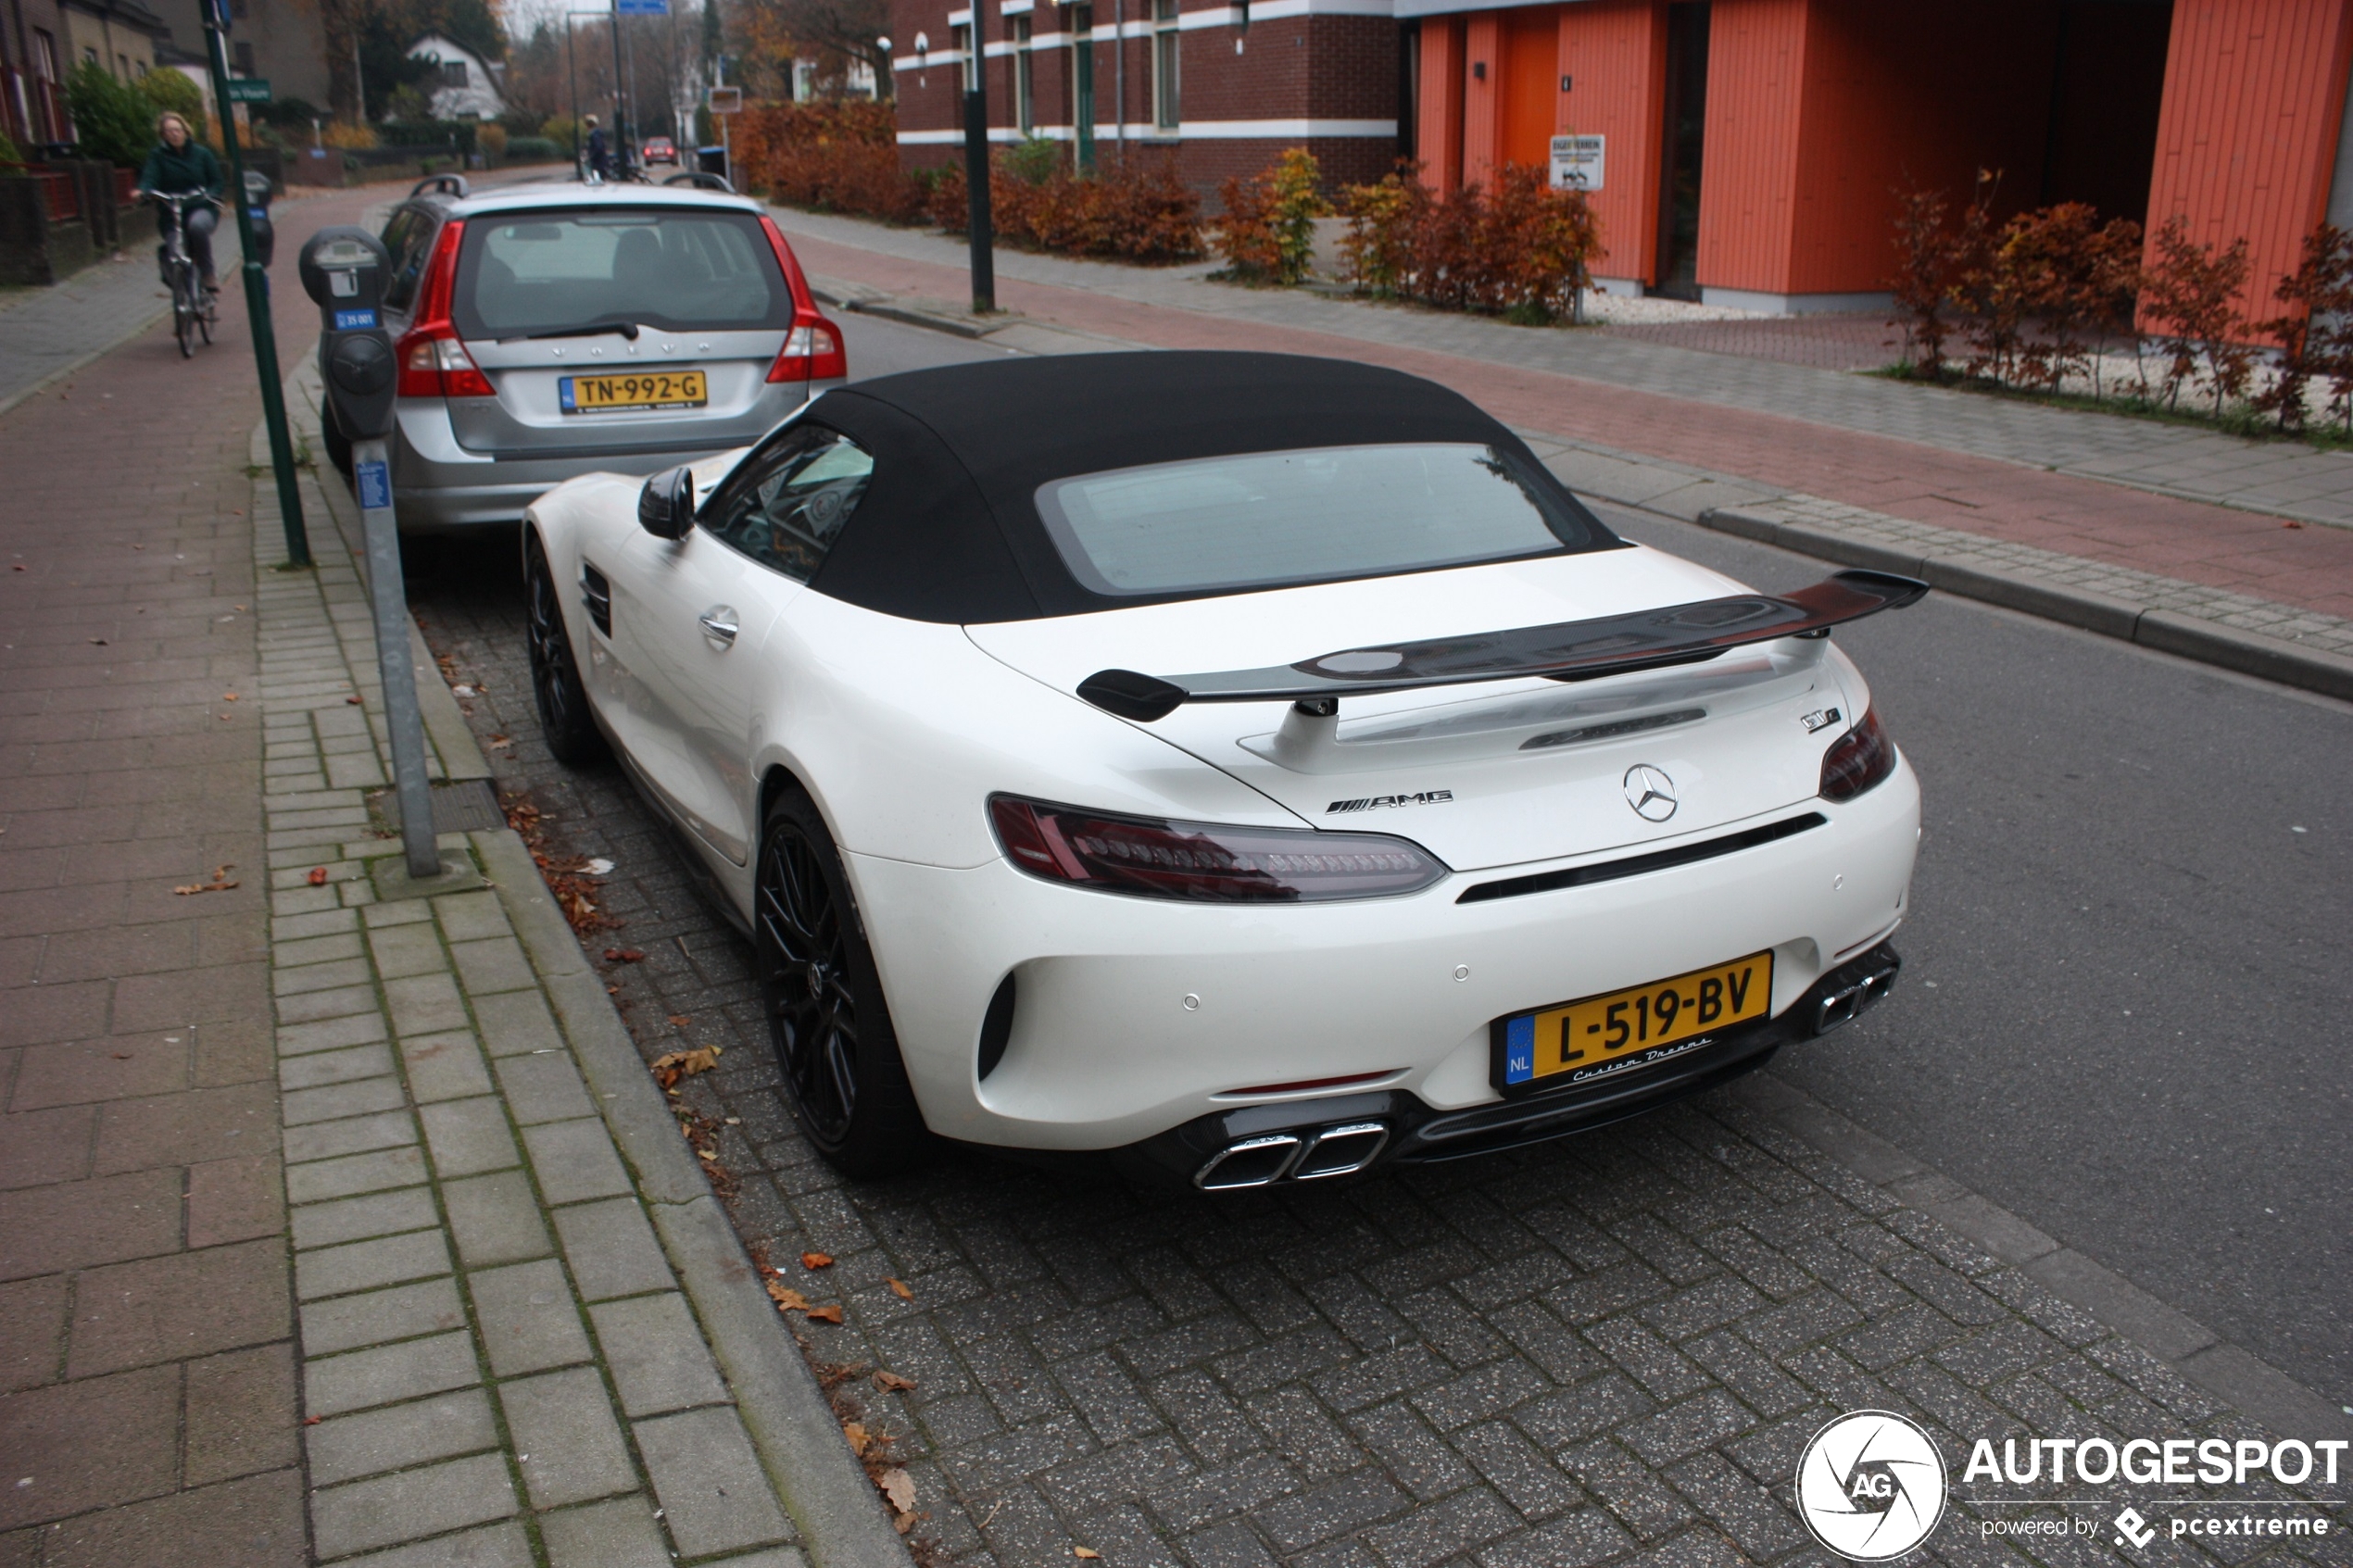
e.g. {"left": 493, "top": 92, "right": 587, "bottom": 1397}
{"left": 762, "top": 0, "right": 892, "bottom": 100}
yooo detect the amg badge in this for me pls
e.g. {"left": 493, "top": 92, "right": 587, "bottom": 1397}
{"left": 1327, "top": 789, "right": 1453, "bottom": 814}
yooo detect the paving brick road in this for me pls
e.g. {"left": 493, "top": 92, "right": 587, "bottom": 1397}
{"left": 409, "top": 528, "right": 2347, "bottom": 1568}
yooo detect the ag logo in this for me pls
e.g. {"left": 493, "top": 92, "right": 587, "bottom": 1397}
{"left": 1793, "top": 1411, "right": 1947, "bottom": 1561}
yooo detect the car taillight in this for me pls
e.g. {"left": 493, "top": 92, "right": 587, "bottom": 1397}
{"left": 398, "top": 332, "right": 494, "bottom": 398}
{"left": 767, "top": 317, "right": 846, "bottom": 383}
{"left": 1819, "top": 707, "right": 1897, "bottom": 802}
{"left": 393, "top": 220, "right": 492, "bottom": 398}
{"left": 988, "top": 795, "right": 1448, "bottom": 903}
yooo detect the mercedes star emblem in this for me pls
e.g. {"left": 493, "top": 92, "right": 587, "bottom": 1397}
{"left": 1623, "top": 764, "right": 1679, "bottom": 822}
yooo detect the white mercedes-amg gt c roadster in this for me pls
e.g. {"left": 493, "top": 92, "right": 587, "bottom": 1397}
{"left": 520, "top": 352, "right": 1924, "bottom": 1188}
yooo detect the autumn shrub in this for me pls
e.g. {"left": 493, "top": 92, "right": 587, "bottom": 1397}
{"left": 1214, "top": 147, "right": 1327, "bottom": 284}
{"left": 2253, "top": 223, "right": 2353, "bottom": 432}
{"left": 1888, "top": 188, "right": 1957, "bottom": 375}
{"left": 2140, "top": 216, "right": 2254, "bottom": 414}
{"left": 1336, "top": 162, "right": 1600, "bottom": 322}
{"left": 931, "top": 157, "right": 1204, "bottom": 262}
{"left": 741, "top": 101, "right": 931, "bottom": 223}
{"left": 1994, "top": 202, "right": 2142, "bottom": 395}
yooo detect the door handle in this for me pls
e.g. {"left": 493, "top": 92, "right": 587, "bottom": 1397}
{"left": 698, "top": 607, "right": 738, "bottom": 646}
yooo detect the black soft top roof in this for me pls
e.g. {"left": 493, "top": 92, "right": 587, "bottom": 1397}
{"left": 787, "top": 350, "right": 1620, "bottom": 623}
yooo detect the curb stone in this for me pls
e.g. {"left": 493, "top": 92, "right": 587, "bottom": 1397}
{"left": 478, "top": 830, "right": 921, "bottom": 1567}
{"left": 279, "top": 371, "right": 918, "bottom": 1568}
{"left": 1700, "top": 506, "right": 2353, "bottom": 704}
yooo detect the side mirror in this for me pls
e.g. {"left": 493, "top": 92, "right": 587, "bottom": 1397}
{"left": 638, "top": 466, "right": 694, "bottom": 539}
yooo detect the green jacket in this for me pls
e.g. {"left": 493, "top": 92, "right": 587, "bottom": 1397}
{"left": 137, "top": 140, "right": 224, "bottom": 207}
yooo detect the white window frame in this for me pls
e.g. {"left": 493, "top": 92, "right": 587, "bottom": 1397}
{"left": 1151, "top": 0, "right": 1179, "bottom": 133}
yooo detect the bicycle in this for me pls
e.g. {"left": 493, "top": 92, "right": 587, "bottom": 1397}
{"left": 148, "top": 192, "right": 217, "bottom": 358}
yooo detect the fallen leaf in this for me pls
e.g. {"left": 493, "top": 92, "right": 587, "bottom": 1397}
{"left": 896, "top": 1513, "right": 917, "bottom": 1536}
{"left": 307, "top": 867, "right": 329, "bottom": 885}
{"left": 697, "top": 1148, "right": 719, "bottom": 1162}
{"left": 111, "top": 1052, "right": 132, "bottom": 1060}
{"left": 171, "top": 865, "right": 239, "bottom": 896}
{"left": 346, "top": 695, "right": 363, "bottom": 705}
{"left": 887, "top": 1278, "right": 914, "bottom": 1301}
{"left": 879, "top": 1468, "right": 916, "bottom": 1512}
{"left": 875, "top": 1370, "right": 917, "bottom": 1393}
{"left": 486, "top": 734, "right": 512, "bottom": 749}
{"left": 303, "top": 1415, "right": 321, "bottom": 1426}
{"left": 604, "top": 947, "right": 645, "bottom": 962}
{"left": 842, "top": 1422, "right": 873, "bottom": 1457}
{"left": 805, "top": 1303, "right": 844, "bottom": 1324}
{"left": 1076, "top": 1550, "right": 1101, "bottom": 1560}
{"left": 649, "top": 1045, "right": 722, "bottom": 1088}
{"left": 220, "top": 693, "right": 236, "bottom": 701}
{"left": 766, "top": 1283, "right": 810, "bottom": 1312}
{"left": 667, "top": 1014, "right": 692, "bottom": 1027}
{"left": 801, "top": 1251, "right": 834, "bottom": 1270}
{"left": 607, "top": 985, "right": 622, "bottom": 995}
{"left": 88, "top": 637, "right": 107, "bottom": 646}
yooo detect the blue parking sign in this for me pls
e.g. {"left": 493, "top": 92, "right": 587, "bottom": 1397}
{"left": 357, "top": 459, "right": 391, "bottom": 512}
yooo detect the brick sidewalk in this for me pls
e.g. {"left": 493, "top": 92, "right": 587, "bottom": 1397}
{"left": 771, "top": 213, "right": 2353, "bottom": 624}
{"left": 0, "top": 187, "right": 380, "bottom": 1567}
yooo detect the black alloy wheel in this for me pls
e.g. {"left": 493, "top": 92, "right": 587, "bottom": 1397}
{"left": 523, "top": 531, "right": 608, "bottom": 765}
{"left": 756, "top": 788, "right": 929, "bottom": 1176}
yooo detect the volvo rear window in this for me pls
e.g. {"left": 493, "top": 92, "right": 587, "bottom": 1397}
{"left": 450, "top": 207, "right": 793, "bottom": 340}
{"left": 1033, "top": 443, "right": 1599, "bottom": 596}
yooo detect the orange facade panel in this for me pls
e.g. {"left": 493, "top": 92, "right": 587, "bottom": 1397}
{"left": 1554, "top": 0, "right": 1667, "bottom": 285}
{"left": 1419, "top": 16, "right": 1468, "bottom": 193}
{"left": 1694, "top": 0, "right": 1807, "bottom": 294}
{"left": 2145, "top": 0, "right": 2353, "bottom": 322}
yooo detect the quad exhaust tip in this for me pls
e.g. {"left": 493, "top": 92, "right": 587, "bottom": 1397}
{"left": 1196, "top": 1121, "right": 1390, "bottom": 1190}
{"left": 1814, "top": 964, "right": 1894, "bottom": 1035}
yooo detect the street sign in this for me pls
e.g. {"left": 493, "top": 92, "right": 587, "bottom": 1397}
{"left": 1549, "top": 133, "right": 1604, "bottom": 192}
{"left": 706, "top": 85, "right": 742, "bottom": 114}
{"left": 614, "top": 0, "right": 669, "bottom": 14}
{"left": 225, "top": 77, "right": 271, "bottom": 103}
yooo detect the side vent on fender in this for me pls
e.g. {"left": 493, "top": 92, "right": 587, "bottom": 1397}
{"left": 581, "top": 563, "right": 612, "bottom": 637}
{"left": 976, "top": 972, "right": 1018, "bottom": 1080}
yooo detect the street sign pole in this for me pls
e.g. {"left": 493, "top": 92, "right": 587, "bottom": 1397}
{"left": 200, "top": 0, "right": 309, "bottom": 567}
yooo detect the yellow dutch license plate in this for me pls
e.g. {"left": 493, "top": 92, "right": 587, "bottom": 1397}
{"left": 560, "top": 369, "right": 707, "bottom": 414}
{"left": 1495, "top": 951, "right": 1773, "bottom": 1092}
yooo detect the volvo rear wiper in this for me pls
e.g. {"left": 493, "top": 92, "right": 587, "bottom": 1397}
{"left": 514, "top": 322, "right": 641, "bottom": 342}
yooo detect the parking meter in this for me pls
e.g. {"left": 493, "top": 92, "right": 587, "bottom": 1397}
{"left": 242, "top": 169, "right": 275, "bottom": 269}
{"left": 297, "top": 226, "right": 442, "bottom": 881}
{"left": 298, "top": 228, "right": 396, "bottom": 443}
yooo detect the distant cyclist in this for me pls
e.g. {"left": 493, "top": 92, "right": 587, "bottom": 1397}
{"left": 585, "top": 114, "right": 611, "bottom": 182}
{"left": 135, "top": 111, "right": 223, "bottom": 294}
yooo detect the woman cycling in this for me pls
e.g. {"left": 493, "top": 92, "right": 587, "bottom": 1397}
{"left": 135, "top": 111, "right": 225, "bottom": 293}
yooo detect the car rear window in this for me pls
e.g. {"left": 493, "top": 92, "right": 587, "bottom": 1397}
{"left": 450, "top": 207, "right": 793, "bottom": 340}
{"left": 1033, "top": 443, "right": 1598, "bottom": 596}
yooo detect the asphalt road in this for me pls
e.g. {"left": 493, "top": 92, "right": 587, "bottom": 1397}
{"left": 411, "top": 307, "right": 2352, "bottom": 1417}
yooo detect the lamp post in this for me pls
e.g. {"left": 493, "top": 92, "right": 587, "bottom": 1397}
{"left": 202, "top": 0, "right": 309, "bottom": 566}
{"left": 963, "top": 4, "right": 994, "bottom": 310}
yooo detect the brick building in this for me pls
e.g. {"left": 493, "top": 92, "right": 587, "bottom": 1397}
{"left": 887, "top": 0, "right": 1407, "bottom": 194}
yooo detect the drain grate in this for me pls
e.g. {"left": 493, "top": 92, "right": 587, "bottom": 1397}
{"left": 371, "top": 778, "right": 505, "bottom": 836}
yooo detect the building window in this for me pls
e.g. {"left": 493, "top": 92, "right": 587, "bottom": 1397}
{"left": 950, "top": 23, "right": 976, "bottom": 92}
{"left": 1151, "top": 0, "right": 1178, "bottom": 132}
{"left": 234, "top": 41, "right": 255, "bottom": 75}
{"left": 1012, "top": 15, "right": 1033, "bottom": 134}
{"left": 440, "top": 60, "right": 468, "bottom": 87}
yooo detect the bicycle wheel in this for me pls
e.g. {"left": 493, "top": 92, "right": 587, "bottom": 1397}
{"left": 174, "top": 283, "right": 195, "bottom": 358}
{"left": 197, "top": 291, "right": 213, "bottom": 345}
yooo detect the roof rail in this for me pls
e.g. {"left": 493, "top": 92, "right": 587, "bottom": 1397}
{"left": 409, "top": 173, "right": 471, "bottom": 199}
{"left": 662, "top": 170, "right": 735, "bottom": 193}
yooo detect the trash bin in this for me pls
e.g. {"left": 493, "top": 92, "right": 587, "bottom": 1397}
{"left": 698, "top": 145, "right": 728, "bottom": 182}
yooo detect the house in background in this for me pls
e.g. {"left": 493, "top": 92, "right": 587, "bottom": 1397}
{"left": 409, "top": 33, "right": 506, "bottom": 120}
{"left": 145, "top": 0, "right": 331, "bottom": 112}
{"left": 887, "top": 0, "right": 1404, "bottom": 196}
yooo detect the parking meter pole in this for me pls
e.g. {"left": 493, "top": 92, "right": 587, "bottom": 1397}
{"left": 300, "top": 228, "right": 436, "bottom": 880}
{"left": 200, "top": 4, "right": 309, "bottom": 568}
{"left": 352, "top": 440, "right": 441, "bottom": 879}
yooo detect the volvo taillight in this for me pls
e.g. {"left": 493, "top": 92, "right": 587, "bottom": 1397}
{"left": 756, "top": 215, "right": 847, "bottom": 382}
{"left": 988, "top": 796, "right": 1448, "bottom": 903}
{"left": 767, "top": 317, "right": 846, "bottom": 383}
{"left": 393, "top": 220, "right": 492, "bottom": 398}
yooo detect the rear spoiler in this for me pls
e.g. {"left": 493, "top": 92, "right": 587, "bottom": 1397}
{"left": 1076, "top": 570, "right": 1930, "bottom": 722}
